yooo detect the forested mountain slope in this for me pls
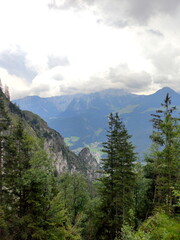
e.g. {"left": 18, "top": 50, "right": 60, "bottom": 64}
{"left": 1, "top": 88, "right": 99, "bottom": 179}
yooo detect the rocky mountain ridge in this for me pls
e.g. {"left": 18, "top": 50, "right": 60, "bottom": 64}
{"left": 1, "top": 88, "right": 99, "bottom": 180}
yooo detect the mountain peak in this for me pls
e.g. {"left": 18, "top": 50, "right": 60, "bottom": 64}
{"left": 155, "top": 87, "right": 177, "bottom": 95}
{"left": 79, "top": 147, "right": 91, "bottom": 155}
{"left": 78, "top": 147, "right": 99, "bottom": 181}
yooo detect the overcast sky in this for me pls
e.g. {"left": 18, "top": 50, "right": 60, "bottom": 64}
{"left": 0, "top": 0, "right": 180, "bottom": 99}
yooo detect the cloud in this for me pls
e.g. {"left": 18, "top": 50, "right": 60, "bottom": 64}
{"left": 150, "top": 45, "right": 180, "bottom": 75}
{"left": 59, "top": 85, "right": 79, "bottom": 95}
{"left": 97, "top": 18, "right": 128, "bottom": 28}
{"left": 126, "top": 0, "right": 177, "bottom": 24}
{"left": 108, "top": 65, "right": 153, "bottom": 92}
{"left": 147, "top": 29, "right": 164, "bottom": 37}
{"left": 48, "top": 0, "right": 93, "bottom": 10}
{"left": 51, "top": 0, "right": 180, "bottom": 27}
{"left": 30, "top": 84, "right": 51, "bottom": 96}
{"left": 48, "top": 55, "right": 69, "bottom": 68}
{"left": 0, "top": 48, "right": 37, "bottom": 82}
{"left": 97, "top": 0, "right": 180, "bottom": 26}
{"left": 1, "top": 0, "right": 180, "bottom": 99}
{"left": 0, "top": 68, "right": 31, "bottom": 99}
{"left": 53, "top": 73, "right": 64, "bottom": 81}
{"left": 154, "top": 74, "right": 180, "bottom": 93}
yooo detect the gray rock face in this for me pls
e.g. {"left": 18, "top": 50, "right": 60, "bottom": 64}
{"left": 43, "top": 130, "right": 79, "bottom": 174}
{"left": 43, "top": 131, "right": 70, "bottom": 173}
{"left": 43, "top": 132, "right": 100, "bottom": 180}
{"left": 78, "top": 147, "right": 100, "bottom": 181}
{"left": 22, "top": 110, "right": 99, "bottom": 180}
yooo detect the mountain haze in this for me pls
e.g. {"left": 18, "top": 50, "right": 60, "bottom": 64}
{"left": 14, "top": 87, "right": 180, "bottom": 159}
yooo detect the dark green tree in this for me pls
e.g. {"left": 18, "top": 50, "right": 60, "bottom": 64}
{"left": 147, "top": 93, "right": 180, "bottom": 213}
{"left": 2, "top": 120, "right": 57, "bottom": 239}
{"left": 2, "top": 120, "right": 36, "bottom": 239}
{"left": 98, "top": 113, "right": 136, "bottom": 240}
{"left": 134, "top": 162, "right": 152, "bottom": 225}
{"left": 58, "top": 172, "right": 90, "bottom": 226}
{"left": 0, "top": 89, "right": 11, "bottom": 238}
{"left": 0, "top": 89, "right": 10, "bottom": 204}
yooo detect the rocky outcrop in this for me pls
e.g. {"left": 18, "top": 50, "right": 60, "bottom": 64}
{"left": 78, "top": 147, "right": 100, "bottom": 181}
{"left": 23, "top": 111, "right": 80, "bottom": 172}
{"left": 22, "top": 111, "right": 99, "bottom": 180}
{"left": 1, "top": 88, "right": 100, "bottom": 180}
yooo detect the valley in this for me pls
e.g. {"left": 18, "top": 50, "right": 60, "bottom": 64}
{"left": 14, "top": 87, "right": 180, "bottom": 160}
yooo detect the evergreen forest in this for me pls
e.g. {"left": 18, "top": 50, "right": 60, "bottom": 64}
{"left": 0, "top": 84, "right": 180, "bottom": 240}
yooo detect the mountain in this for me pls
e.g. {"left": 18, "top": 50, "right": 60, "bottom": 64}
{"left": 13, "top": 87, "right": 180, "bottom": 159}
{"left": 0, "top": 88, "right": 99, "bottom": 179}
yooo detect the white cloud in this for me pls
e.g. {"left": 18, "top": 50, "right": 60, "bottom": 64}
{"left": 0, "top": 0, "right": 180, "bottom": 99}
{"left": 0, "top": 68, "right": 30, "bottom": 99}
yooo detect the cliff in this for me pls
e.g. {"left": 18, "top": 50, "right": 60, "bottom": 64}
{"left": 0, "top": 88, "right": 99, "bottom": 180}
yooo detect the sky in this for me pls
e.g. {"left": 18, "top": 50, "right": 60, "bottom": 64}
{"left": 0, "top": 0, "right": 180, "bottom": 99}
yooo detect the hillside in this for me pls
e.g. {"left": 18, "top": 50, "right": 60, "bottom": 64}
{"left": 14, "top": 87, "right": 180, "bottom": 159}
{"left": 0, "top": 88, "right": 99, "bottom": 179}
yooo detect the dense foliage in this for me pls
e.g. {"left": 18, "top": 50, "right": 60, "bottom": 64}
{"left": 96, "top": 113, "right": 136, "bottom": 240}
{"left": 0, "top": 85, "right": 179, "bottom": 240}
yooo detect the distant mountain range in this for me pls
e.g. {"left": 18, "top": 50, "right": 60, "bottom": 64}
{"left": 13, "top": 87, "right": 180, "bottom": 160}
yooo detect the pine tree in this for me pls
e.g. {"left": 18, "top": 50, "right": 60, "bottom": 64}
{"left": 3, "top": 121, "right": 50, "bottom": 239}
{"left": 0, "top": 88, "right": 11, "bottom": 237}
{"left": 0, "top": 89, "right": 10, "bottom": 204}
{"left": 149, "top": 93, "right": 180, "bottom": 213}
{"left": 4, "top": 85, "right": 10, "bottom": 100}
{"left": 58, "top": 172, "right": 90, "bottom": 226}
{"left": 2, "top": 120, "right": 33, "bottom": 239}
{"left": 3, "top": 118, "right": 77, "bottom": 239}
{"left": 98, "top": 113, "right": 136, "bottom": 240}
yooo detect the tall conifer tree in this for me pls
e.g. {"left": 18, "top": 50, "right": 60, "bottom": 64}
{"left": 98, "top": 113, "right": 136, "bottom": 240}
{"left": 0, "top": 88, "right": 10, "bottom": 204}
{"left": 149, "top": 93, "right": 180, "bottom": 213}
{"left": 0, "top": 85, "right": 10, "bottom": 237}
